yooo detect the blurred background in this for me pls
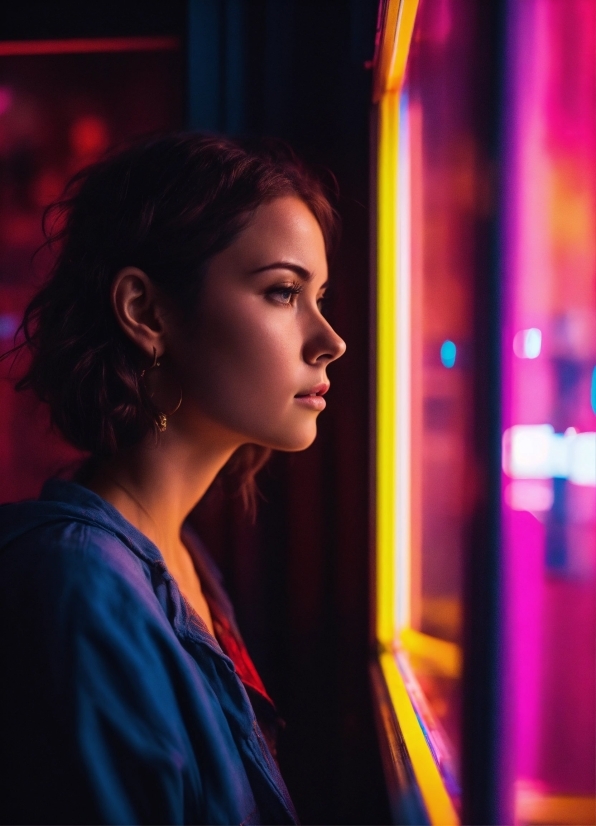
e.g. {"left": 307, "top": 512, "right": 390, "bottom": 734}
{"left": 371, "top": 1, "right": 595, "bottom": 824}
{"left": 1, "top": 2, "right": 594, "bottom": 824}
{"left": 0, "top": 3, "right": 386, "bottom": 824}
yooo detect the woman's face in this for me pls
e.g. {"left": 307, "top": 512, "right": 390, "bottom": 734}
{"left": 169, "top": 196, "right": 346, "bottom": 452}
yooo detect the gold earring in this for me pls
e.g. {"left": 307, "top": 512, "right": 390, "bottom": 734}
{"left": 140, "top": 347, "right": 160, "bottom": 378}
{"left": 140, "top": 348, "right": 182, "bottom": 432}
{"left": 156, "top": 388, "right": 182, "bottom": 432}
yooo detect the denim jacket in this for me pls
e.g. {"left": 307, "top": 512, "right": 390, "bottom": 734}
{"left": 0, "top": 480, "right": 298, "bottom": 825}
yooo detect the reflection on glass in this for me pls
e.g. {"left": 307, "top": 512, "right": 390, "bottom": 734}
{"left": 502, "top": 1, "right": 596, "bottom": 823}
{"left": 394, "top": 0, "right": 484, "bottom": 799}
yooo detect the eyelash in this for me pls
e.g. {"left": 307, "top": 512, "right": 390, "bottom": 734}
{"left": 267, "top": 281, "right": 327, "bottom": 312}
{"left": 267, "top": 282, "right": 304, "bottom": 306}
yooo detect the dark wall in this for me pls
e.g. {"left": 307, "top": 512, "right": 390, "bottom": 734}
{"left": 2, "top": 2, "right": 389, "bottom": 822}
{"left": 187, "top": 2, "right": 388, "bottom": 823}
{"left": 0, "top": 2, "right": 186, "bottom": 39}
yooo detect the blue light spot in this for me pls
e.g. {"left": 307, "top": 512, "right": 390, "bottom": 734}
{"left": 440, "top": 340, "right": 456, "bottom": 368}
{"left": 591, "top": 366, "right": 596, "bottom": 415}
{"left": 0, "top": 313, "right": 18, "bottom": 340}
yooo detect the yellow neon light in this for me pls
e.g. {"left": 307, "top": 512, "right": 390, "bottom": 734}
{"left": 376, "top": 90, "right": 399, "bottom": 646}
{"left": 375, "top": 3, "right": 458, "bottom": 823}
{"left": 374, "top": 0, "right": 421, "bottom": 101}
{"left": 399, "top": 628, "right": 462, "bottom": 680}
{"left": 388, "top": 0, "right": 420, "bottom": 92}
{"left": 380, "top": 652, "right": 460, "bottom": 825}
{"left": 374, "top": 0, "right": 401, "bottom": 102}
{"left": 376, "top": 0, "right": 422, "bottom": 645}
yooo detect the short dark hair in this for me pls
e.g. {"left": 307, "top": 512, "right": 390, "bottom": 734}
{"left": 6, "top": 132, "right": 339, "bottom": 511}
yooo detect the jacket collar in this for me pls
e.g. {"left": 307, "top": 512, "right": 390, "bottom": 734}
{"left": 39, "top": 478, "right": 167, "bottom": 566}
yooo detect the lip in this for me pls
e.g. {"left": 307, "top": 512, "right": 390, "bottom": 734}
{"left": 296, "top": 383, "right": 329, "bottom": 397}
{"left": 294, "top": 394, "right": 326, "bottom": 410}
{"left": 294, "top": 382, "right": 329, "bottom": 411}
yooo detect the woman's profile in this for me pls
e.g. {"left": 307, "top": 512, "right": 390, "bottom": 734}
{"left": 0, "top": 133, "right": 345, "bottom": 824}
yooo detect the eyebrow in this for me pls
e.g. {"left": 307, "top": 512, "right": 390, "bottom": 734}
{"left": 248, "top": 261, "right": 314, "bottom": 281}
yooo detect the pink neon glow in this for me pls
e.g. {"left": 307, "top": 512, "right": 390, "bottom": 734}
{"left": 502, "top": 0, "right": 596, "bottom": 821}
{"left": 0, "top": 87, "right": 12, "bottom": 117}
{"left": 0, "top": 37, "right": 180, "bottom": 58}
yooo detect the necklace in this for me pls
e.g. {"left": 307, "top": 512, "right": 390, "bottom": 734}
{"left": 106, "top": 475, "right": 160, "bottom": 536}
{"left": 106, "top": 475, "right": 215, "bottom": 637}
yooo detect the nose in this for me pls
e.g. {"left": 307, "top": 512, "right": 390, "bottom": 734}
{"left": 303, "top": 316, "right": 347, "bottom": 366}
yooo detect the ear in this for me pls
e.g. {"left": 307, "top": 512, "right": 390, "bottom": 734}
{"left": 111, "top": 267, "right": 165, "bottom": 359}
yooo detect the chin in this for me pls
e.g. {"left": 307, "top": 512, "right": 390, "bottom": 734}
{"left": 263, "top": 424, "right": 318, "bottom": 453}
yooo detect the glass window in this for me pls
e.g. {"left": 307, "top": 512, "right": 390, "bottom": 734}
{"left": 375, "top": 0, "right": 595, "bottom": 819}
{"left": 378, "top": 0, "right": 484, "bottom": 807}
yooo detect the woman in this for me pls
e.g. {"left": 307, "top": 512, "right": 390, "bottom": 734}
{"left": 0, "top": 133, "right": 346, "bottom": 824}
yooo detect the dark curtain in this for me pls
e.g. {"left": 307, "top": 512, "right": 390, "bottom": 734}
{"left": 188, "top": 2, "right": 388, "bottom": 822}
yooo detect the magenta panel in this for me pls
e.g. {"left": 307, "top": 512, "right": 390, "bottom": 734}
{"left": 501, "top": 1, "right": 596, "bottom": 821}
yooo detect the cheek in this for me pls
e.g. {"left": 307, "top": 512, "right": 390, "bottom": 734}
{"left": 188, "top": 300, "right": 298, "bottom": 411}
{"left": 180, "top": 299, "right": 318, "bottom": 450}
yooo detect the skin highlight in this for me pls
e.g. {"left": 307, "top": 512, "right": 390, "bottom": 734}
{"left": 87, "top": 196, "right": 346, "bottom": 633}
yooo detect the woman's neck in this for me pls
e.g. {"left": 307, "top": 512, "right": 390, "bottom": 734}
{"left": 85, "top": 420, "right": 239, "bottom": 570}
{"left": 85, "top": 424, "right": 237, "bottom": 639}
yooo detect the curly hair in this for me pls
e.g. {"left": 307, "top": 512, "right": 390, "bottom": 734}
{"left": 4, "top": 132, "right": 340, "bottom": 512}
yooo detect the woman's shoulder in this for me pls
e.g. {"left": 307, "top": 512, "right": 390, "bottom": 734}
{"left": 0, "top": 481, "right": 168, "bottom": 632}
{"left": 0, "top": 490, "right": 207, "bottom": 824}
{"left": 0, "top": 485, "right": 191, "bottom": 724}
{"left": 0, "top": 484, "right": 298, "bottom": 826}
{"left": 2, "top": 477, "right": 161, "bottom": 555}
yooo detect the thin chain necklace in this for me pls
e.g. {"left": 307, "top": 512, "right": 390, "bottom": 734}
{"left": 106, "top": 475, "right": 161, "bottom": 540}
{"left": 106, "top": 475, "right": 214, "bottom": 636}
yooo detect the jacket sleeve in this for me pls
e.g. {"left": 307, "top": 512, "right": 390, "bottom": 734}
{"left": 0, "top": 528, "right": 204, "bottom": 825}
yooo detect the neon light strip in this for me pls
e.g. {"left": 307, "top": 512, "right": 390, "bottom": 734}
{"left": 0, "top": 37, "right": 180, "bottom": 57}
{"left": 373, "top": 0, "right": 402, "bottom": 102}
{"left": 373, "top": 0, "right": 421, "bottom": 101}
{"left": 375, "top": 3, "right": 460, "bottom": 821}
{"left": 399, "top": 627, "right": 462, "bottom": 679}
{"left": 395, "top": 650, "right": 461, "bottom": 802}
{"left": 380, "top": 652, "right": 460, "bottom": 825}
{"left": 396, "top": 88, "right": 412, "bottom": 629}
{"left": 376, "top": 90, "right": 399, "bottom": 644}
{"left": 388, "top": 0, "right": 421, "bottom": 91}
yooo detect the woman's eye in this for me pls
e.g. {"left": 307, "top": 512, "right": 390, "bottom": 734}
{"left": 268, "top": 284, "right": 302, "bottom": 305}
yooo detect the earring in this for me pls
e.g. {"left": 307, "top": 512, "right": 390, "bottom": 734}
{"left": 140, "top": 347, "right": 160, "bottom": 378}
{"left": 140, "top": 347, "right": 182, "bottom": 432}
{"left": 156, "top": 386, "right": 182, "bottom": 432}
